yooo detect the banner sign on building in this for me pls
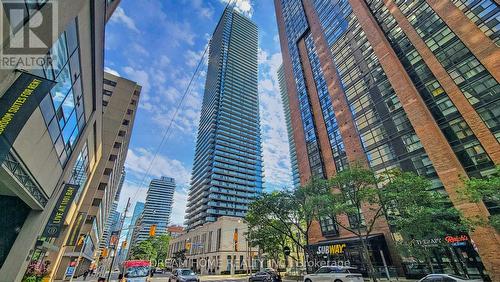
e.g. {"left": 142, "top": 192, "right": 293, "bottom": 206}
{"left": 66, "top": 212, "right": 86, "bottom": 246}
{"left": 0, "top": 72, "right": 55, "bottom": 163}
{"left": 42, "top": 183, "right": 79, "bottom": 238}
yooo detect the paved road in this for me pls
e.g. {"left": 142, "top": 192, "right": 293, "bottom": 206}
{"left": 72, "top": 273, "right": 251, "bottom": 282}
{"left": 72, "top": 271, "right": 299, "bottom": 282}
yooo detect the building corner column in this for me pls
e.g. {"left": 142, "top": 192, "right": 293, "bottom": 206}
{"left": 297, "top": 38, "right": 337, "bottom": 178}
{"left": 301, "top": 0, "right": 368, "bottom": 166}
{"left": 274, "top": 0, "right": 313, "bottom": 185}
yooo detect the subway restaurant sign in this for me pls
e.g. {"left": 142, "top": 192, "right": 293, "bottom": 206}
{"left": 42, "top": 184, "right": 79, "bottom": 238}
{"left": 317, "top": 243, "right": 347, "bottom": 255}
{"left": 0, "top": 72, "right": 55, "bottom": 163}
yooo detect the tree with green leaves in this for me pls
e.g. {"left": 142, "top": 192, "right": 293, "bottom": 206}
{"left": 461, "top": 166, "right": 500, "bottom": 232}
{"left": 152, "top": 234, "right": 171, "bottom": 266}
{"left": 246, "top": 221, "right": 289, "bottom": 268}
{"left": 130, "top": 234, "right": 171, "bottom": 266}
{"left": 312, "top": 166, "right": 383, "bottom": 281}
{"left": 246, "top": 185, "right": 321, "bottom": 267}
{"left": 130, "top": 239, "right": 156, "bottom": 261}
{"left": 380, "top": 170, "right": 469, "bottom": 273}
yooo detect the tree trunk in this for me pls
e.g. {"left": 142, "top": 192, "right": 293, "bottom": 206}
{"left": 359, "top": 235, "right": 377, "bottom": 282}
{"left": 425, "top": 253, "right": 435, "bottom": 273}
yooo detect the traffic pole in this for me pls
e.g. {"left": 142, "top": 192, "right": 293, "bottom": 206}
{"left": 106, "top": 198, "right": 130, "bottom": 281}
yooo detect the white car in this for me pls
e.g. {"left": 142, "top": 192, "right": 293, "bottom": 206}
{"left": 418, "top": 274, "right": 483, "bottom": 282}
{"left": 303, "top": 266, "right": 363, "bottom": 282}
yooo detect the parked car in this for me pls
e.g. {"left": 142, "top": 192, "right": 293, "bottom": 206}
{"left": 155, "top": 267, "right": 164, "bottom": 274}
{"left": 303, "top": 266, "right": 363, "bottom": 282}
{"left": 169, "top": 269, "right": 200, "bottom": 282}
{"left": 418, "top": 274, "right": 483, "bottom": 282}
{"left": 249, "top": 270, "right": 282, "bottom": 282}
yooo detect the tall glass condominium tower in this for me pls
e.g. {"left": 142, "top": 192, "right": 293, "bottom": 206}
{"left": 275, "top": 0, "right": 499, "bottom": 279}
{"left": 278, "top": 64, "right": 300, "bottom": 188}
{"left": 185, "top": 7, "right": 262, "bottom": 230}
{"left": 134, "top": 177, "right": 175, "bottom": 243}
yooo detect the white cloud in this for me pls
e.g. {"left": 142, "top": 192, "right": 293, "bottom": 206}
{"left": 273, "top": 34, "right": 280, "bottom": 44}
{"left": 110, "top": 7, "right": 140, "bottom": 33}
{"left": 167, "top": 21, "right": 196, "bottom": 46}
{"left": 189, "top": 0, "right": 214, "bottom": 19}
{"left": 117, "top": 180, "right": 147, "bottom": 212}
{"left": 257, "top": 49, "right": 293, "bottom": 189}
{"left": 260, "top": 79, "right": 273, "bottom": 92}
{"left": 123, "top": 66, "right": 150, "bottom": 98}
{"left": 220, "top": 0, "right": 253, "bottom": 17}
{"left": 104, "top": 66, "right": 120, "bottom": 76}
{"left": 163, "top": 86, "right": 182, "bottom": 104}
{"left": 125, "top": 148, "right": 191, "bottom": 185}
{"left": 131, "top": 42, "right": 149, "bottom": 56}
{"left": 158, "top": 55, "right": 170, "bottom": 67}
{"left": 185, "top": 49, "right": 207, "bottom": 68}
{"left": 170, "top": 187, "right": 189, "bottom": 225}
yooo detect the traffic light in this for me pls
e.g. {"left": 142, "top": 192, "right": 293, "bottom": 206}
{"left": 110, "top": 234, "right": 118, "bottom": 246}
{"left": 233, "top": 229, "right": 238, "bottom": 251}
{"left": 77, "top": 234, "right": 85, "bottom": 246}
{"left": 101, "top": 248, "right": 108, "bottom": 258}
{"left": 121, "top": 240, "right": 127, "bottom": 249}
{"left": 149, "top": 224, "right": 157, "bottom": 237}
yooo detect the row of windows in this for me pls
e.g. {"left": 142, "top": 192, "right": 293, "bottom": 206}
{"left": 281, "top": 0, "right": 326, "bottom": 178}
{"left": 395, "top": 0, "right": 500, "bottom": 142}
{"left": 367, "top": 0, "right": 495, "bottom": 178}
{"left": 304, "top": 33, "right": 348, "bottom": 172}
{"left": 452, "top": 0, "right": 500, "bottom": 46}
{"left": 35, "top": 18, "right": 85, "bottom": 167}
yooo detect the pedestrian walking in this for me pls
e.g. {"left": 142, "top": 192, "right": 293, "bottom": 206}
{"left": 83, "top": 270, "right": 89, "bottom": 280}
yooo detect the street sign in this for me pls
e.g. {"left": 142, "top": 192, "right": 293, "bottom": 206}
{"left": 42, "top": 184, "right": 79, "bottom": 238}
{"left": 0, "top": 72, "right": 56, "bottom": 166}
{"left": 284, "top": 246, "right": 291, "bottom": 256}
{"left": 65, "top": 266, "right": 75, "bottom": 279}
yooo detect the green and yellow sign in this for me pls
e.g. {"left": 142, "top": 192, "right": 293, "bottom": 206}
{"left": 0, "top": 72, "right": 55, "bottom": 163}
{"left": 66, "top": 212, "right": 87, "bottom": 246}
{"left": 42, "top": 184, "right": 79, "bottom": 238}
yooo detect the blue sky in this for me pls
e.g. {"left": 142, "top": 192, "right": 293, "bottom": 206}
{"left": 105, "top": 0, "right": 291, "bottom": 225}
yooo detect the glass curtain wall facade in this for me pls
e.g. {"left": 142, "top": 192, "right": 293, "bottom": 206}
{"left": 278, "top": 65, "right": 300, "bottom": 188}
{"left": 185, "top": 7, "right": 262, "bottom": 230}
{"left": 37, "top": 18, "right": 86, "bottom": 166}
{"left": 275, "top": 0, "right": 499, "bottom": 279}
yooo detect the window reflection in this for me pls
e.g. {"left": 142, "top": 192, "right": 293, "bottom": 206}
{"left": 34, "top": 18, "right": 85, "bottom": 166}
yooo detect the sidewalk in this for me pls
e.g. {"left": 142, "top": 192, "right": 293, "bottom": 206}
{"left": 282, "top": 277, "right": 417, "bottom": 282}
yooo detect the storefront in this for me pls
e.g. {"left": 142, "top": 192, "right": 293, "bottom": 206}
{"left": 401, "top": 234, "right": 488, "bottom": 281}
{"left": 306, "top": 234, "right": 395, "bottom": 277}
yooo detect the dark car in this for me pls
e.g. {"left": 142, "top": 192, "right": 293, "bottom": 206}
{"left": 249, "top": 270, "right": 282, "bottom": 282}
{"left": 169, "top": 269, "right": 200, "bottom": 282}
{"left": 418, "top": 274, "right": 482, "bottom": 282}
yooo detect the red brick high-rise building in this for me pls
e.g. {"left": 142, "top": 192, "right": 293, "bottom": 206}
{"left": 275, "top": 0, "right": 499, "bottom": 280}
